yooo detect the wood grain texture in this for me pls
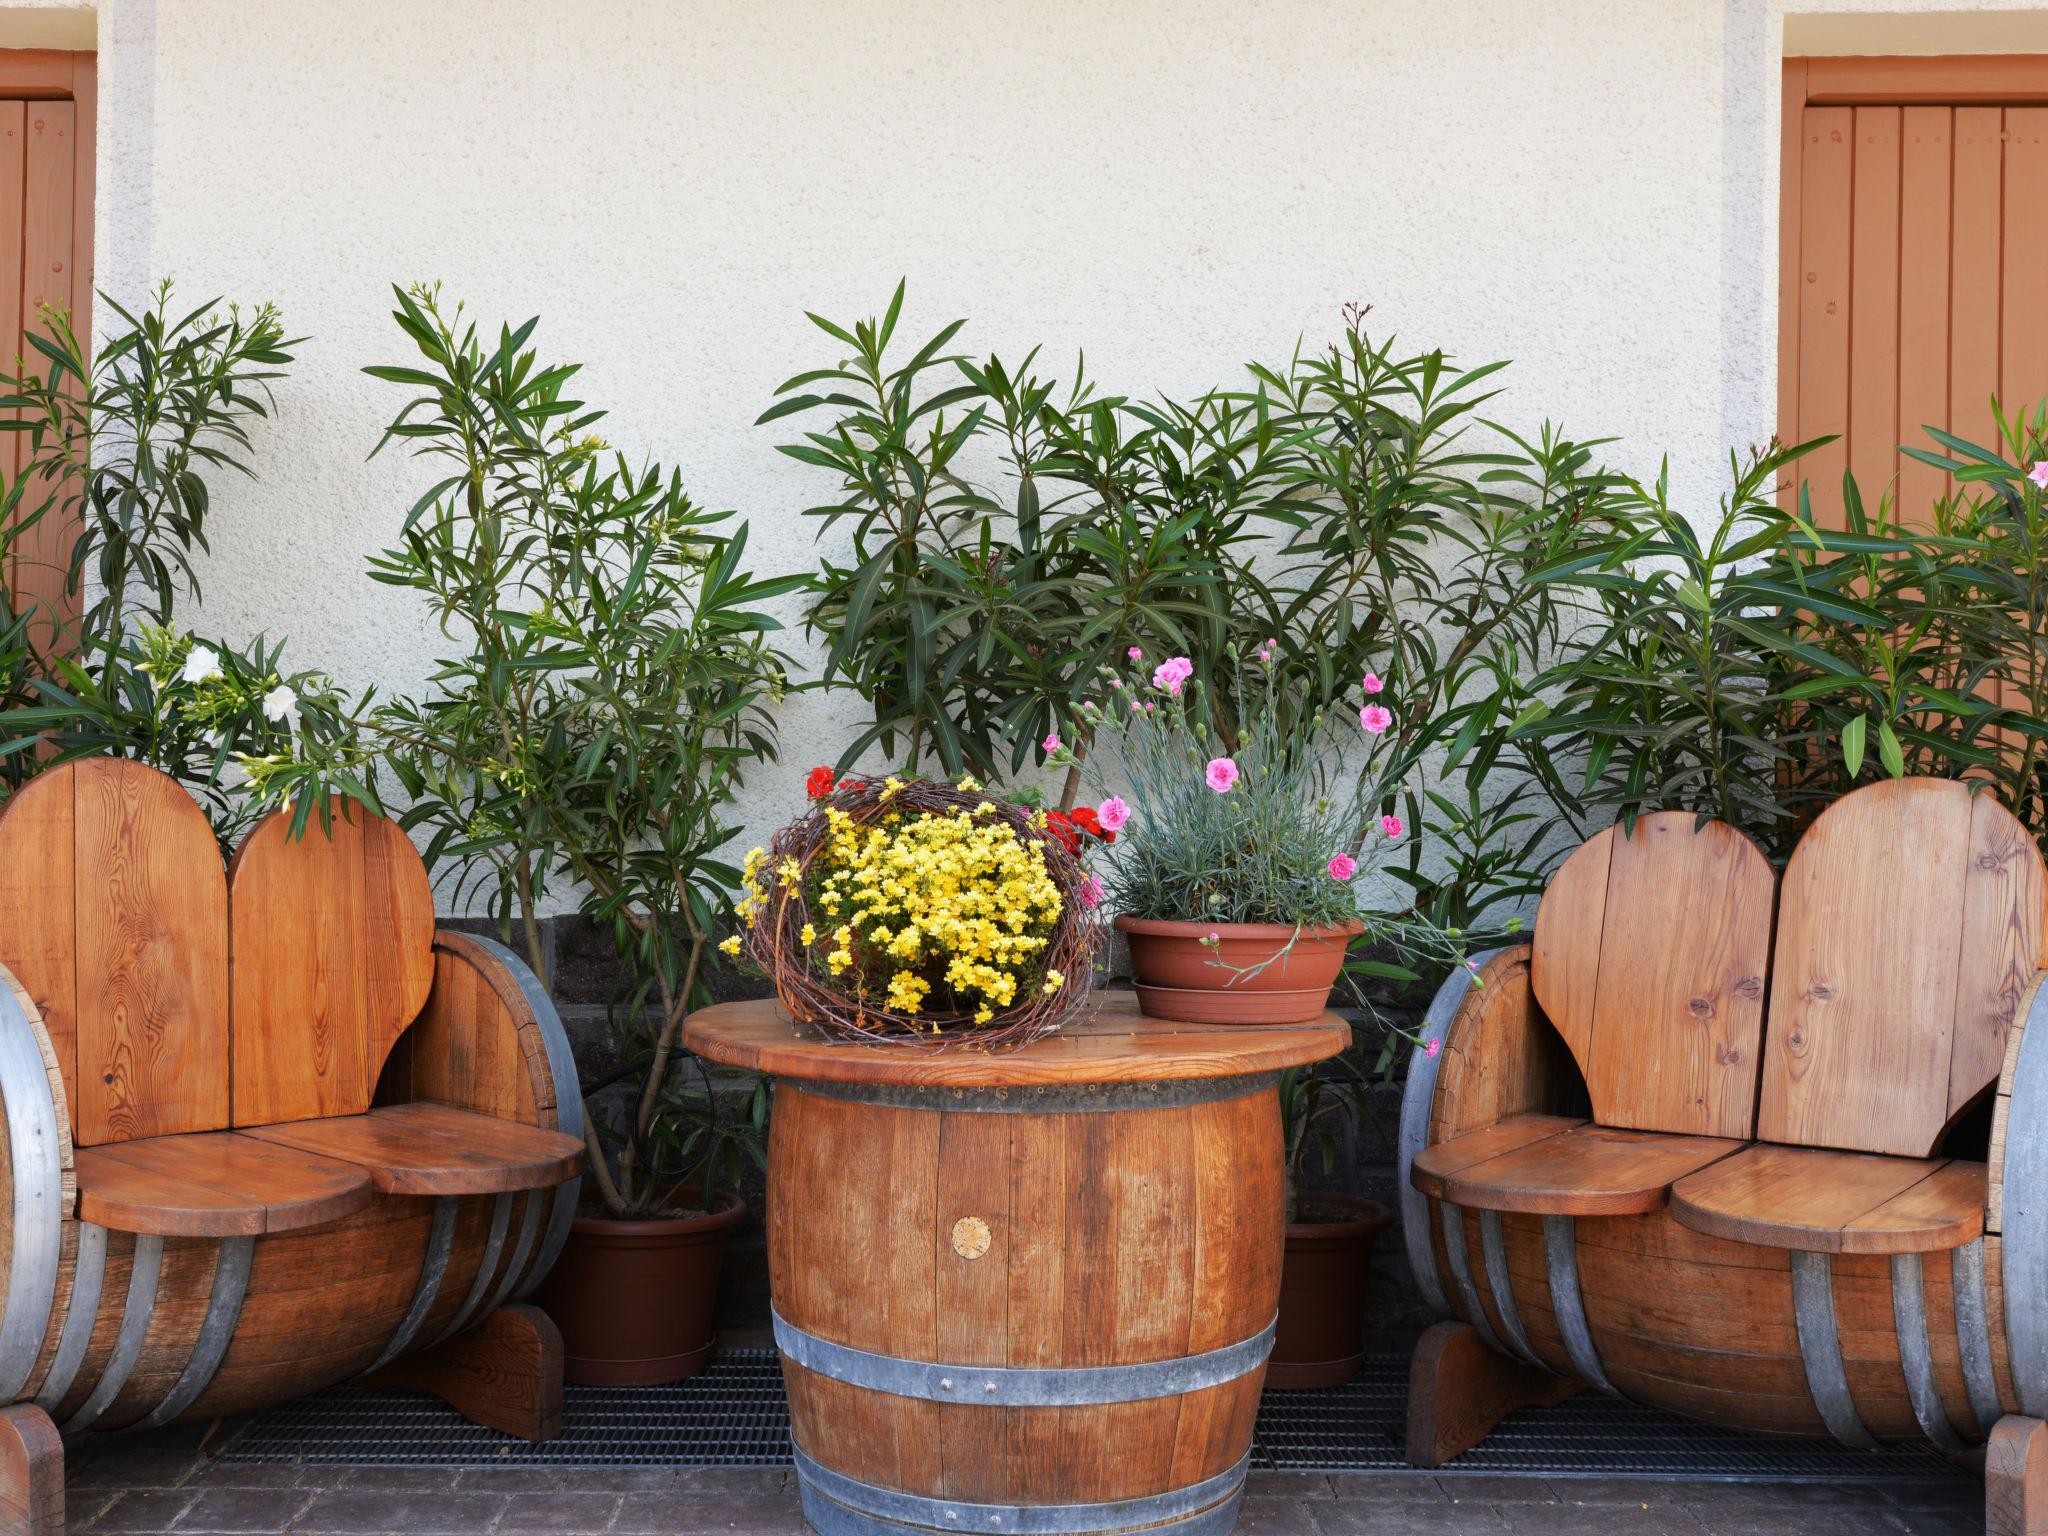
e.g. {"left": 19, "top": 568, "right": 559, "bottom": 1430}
{"left": 1413, "top": 1122, "right": 1743, "bottom": 1218}
{"left": 0, "top": 767, "right": 79, "bottom": 1140}
{"left": 1952, "top": 107, "right": 2006, "bottom": 451}
{"left": 1670, "top": 1144, "right": 1984, "bottom": 1255}
{"left": 71, "top": 760, "right": 229, "bottom": 1145}
{"left": 1848, "top": 105, "right": 1902, "bottom": 507}
{"left": 1797, "top": 104, "right": 1854, "bottom": 522}
{"left": 75, "top": 1132, "right": 371, "bottom": 1237}
{"left": 1897, "top": 105, "right": 1953, "bottom": 522}
{"left": 1529, "top": 829, "right": 1609, "bottom": 1070}
{"left": 1428, "top": 947, "right": 1584, "bottom": 1148}
{"left": 770, "top": 1081, "right": 1281, "bottom": 1504}
{"left": 242, "top": 1103, "right": 582, "bottom": 1196}
{"left": 1582, "top": 815, "right": 1775, "bottom": 1139}
{"left": 1988, "top": 1414, "right": 2048, "bottom": 1536}
{"left": 1405, "top": 1320, "right": 1577, "bottom": 1469}
{"left": 359, "top": 1303, "right": 563, "bottom": 1443}
{"left": 1760, "top": 778, "right": 1977, "bottom": 1156}
{"left": 1953, "top": 793, "right": 2048, "bottom": 1120}
{"left": 13, "top": 97, "right": 75, "bottom": 643}
{"left": 375, "top": 934, "right": 555, "bottom": 1129}
{"left": 0, "top": 1404, "right": 62, "bottom": 1536}
{"left": 688, "top": 991, "right": 1347, "bottom": 1088}
{"left": 230, "top": 800, "right": 435, "bottom": 1128}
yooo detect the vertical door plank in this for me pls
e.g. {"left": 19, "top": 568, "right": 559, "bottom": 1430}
{"left": 0, "top": 101, "right": 25, "bottom": 488}
{"left": 1798, "top": 106, "right": 1855, "bottom": 525}
{"left": 1779, "top": 60, "right": 1808, "bottom": 509}
{"left": 1848, "top": 106, "right": 1902, "bottom": 514}
{"left": 1897, "top": 107, "right": 1954, "bottom": 523}
{"left": 72, "top": 760, "right": 229, "bottom": 1144}
{"left": 1759, "top": 779, "right": 1974, "bottom": 1157}
{"left": 0, "top": 764, "right": 76, "bottom": 1136}
{"left": 1952, "top": 107, "right": 2005, "bottom": 453}
{"left": 16, "top": 100, "right": 73, "bottom": 644}
{"left": 2002, "top": 109, "right": 2048, "bottom": 434}
{"left": 1950, "top": 794, "right": 2046, "bottom": 1122}
{"left": 1586, "top": 815, "right": 1776, "bottom": 1140}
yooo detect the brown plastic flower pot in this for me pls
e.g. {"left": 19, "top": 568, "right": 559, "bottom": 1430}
{"left": 1113, "top": 916, "right": 1364, "bottom": 1023}
{"left": 1266, "top": 1193, "right": 1394, "bottom": 1388}
{"left": 539, "top": 1188, "right": 746, "bottom": 1386}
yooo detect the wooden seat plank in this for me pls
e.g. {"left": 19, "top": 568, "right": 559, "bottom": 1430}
{"left": 244, "top": 1102, "right": 584, "bottom": 1195}
{"left": 1411, "top": 1121, "right": 1743, "bottom": 1216}
{"left": 1669, "top": 1143, "right": 1985, "bottom": 1254}
{"left": 75, "top": 1131, "right": 372, "bottom": 1237}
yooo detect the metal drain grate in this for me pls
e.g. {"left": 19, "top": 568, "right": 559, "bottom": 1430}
{"left": 220, "top": 1348, "right": 1965, "bottom": 1483}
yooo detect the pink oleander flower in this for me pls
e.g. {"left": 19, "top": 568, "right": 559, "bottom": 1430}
{"left": 1152, "top": 656, "right": 1194, "bottom": 694}
{"left": 1043, "top": 731, "right": 1062, "bottom": 753}
{"left": 1127, "top": 646, "right": 1144, "bottom": 661}
{"left": 1327, "top": 853, "right": 1357, "bottom": 882}
{"left": 1360, "top": 703, "right": 1393, "bottom": 735}
{"left": 1362, "top": 671, "right": 1385, "bottom": 695}
{"left": 1205, "top": 756, "right": 1239, "bottom": 793}
{"left": 2031, "top": 461, "right": 2048, "bottom": 490}
{"left": 1080, "top": 874, "right": 1104, "bottom": 909}
{"left": 1096, "top": 796, "right": 1131, "bottom": 832}
{"left": 1382, "top": 814, "right": 1405, "bottom": 839}
{"left": 1424, "top": 1036, "right": 1442, "bottom": 1058}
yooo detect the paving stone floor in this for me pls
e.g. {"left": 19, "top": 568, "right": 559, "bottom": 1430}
{"left": 62, "top": 1424, "right": 1983, "bottom": 1535}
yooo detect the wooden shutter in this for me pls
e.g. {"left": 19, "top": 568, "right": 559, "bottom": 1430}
{"left": 1781, "top": 58, "right": 2048, "bottom": 525}
{"left": 0, "top": 49, "right": 93, "bottom": 637}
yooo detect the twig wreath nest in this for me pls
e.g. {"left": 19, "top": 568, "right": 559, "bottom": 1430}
{"left": 733, "top": 773, "right": 1101, "bottom": 1049}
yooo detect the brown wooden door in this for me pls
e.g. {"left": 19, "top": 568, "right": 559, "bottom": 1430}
{"left": 0, "top": 49, "right": 92, "bottom": 636}
{"left": 1781, "top": 57, "right": 2048, "bottom": 525}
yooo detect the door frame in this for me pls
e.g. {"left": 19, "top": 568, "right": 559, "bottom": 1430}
{"left": 1779, "top": 55, "right": 2048, "bottom": 465}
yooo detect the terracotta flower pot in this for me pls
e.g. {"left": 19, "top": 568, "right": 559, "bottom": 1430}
{"left": 1266, "top": 1192, "right": 1394, "bottom": 1389}
{"left": 539, "top": 1188, "right": 747, "bottom": 1386}
{"left": 1113, "top": 915, "right": 1364, "bottom": 1024}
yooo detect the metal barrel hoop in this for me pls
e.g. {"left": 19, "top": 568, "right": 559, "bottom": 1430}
{"left": 2001, "top": 975, "right": 2048, "bottom": 1419}
{"left": 138, "top": 1235, "right": 255, "bottom": 1430}
{"left": 1399, "top": 948, "right": 1500, "bottom": 1319}
{"left": 1790, "top": 1250, "right": 1876, "bottom": 1449}
{"left": 0, "top": 980, "right": 66, "bottom": 1404}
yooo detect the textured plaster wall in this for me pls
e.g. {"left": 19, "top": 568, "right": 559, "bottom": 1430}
{"left": 0, "top": 0, "right": 2043, "bottom": 903}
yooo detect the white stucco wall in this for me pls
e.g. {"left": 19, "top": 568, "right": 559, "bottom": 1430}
{"left": 4, "top": 0, "right": 2048, "bottom": 905}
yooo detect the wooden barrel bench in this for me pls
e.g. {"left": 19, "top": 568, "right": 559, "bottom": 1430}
{"left": 0, "top": 761, "right": 585, "bottom": 1535}
{"left": 686, "top": 995, "right": 1348, "bottom": 1536}
{"left": 1398, "top": 780, "right": 2048, "bottom": 1535}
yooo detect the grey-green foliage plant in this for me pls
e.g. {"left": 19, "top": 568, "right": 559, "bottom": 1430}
{"left": 1051, "top": 645, "right": 1406, "bottom": 930}
{"left": 0, "top": 283, "right": 367, "bottom": 844}
{"left": 353, "top": 284, "right": 803, "bottom": 1219}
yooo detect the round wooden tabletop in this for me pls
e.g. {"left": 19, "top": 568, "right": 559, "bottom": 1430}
{"left": 683, "top": 991, "right": 1350, "bottom": 1088}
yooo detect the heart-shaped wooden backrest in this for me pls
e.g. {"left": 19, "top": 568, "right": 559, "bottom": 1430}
{"left": 1531, "top": 811, "right": 1778, "bottom": 1140}
{"left": 0, "top": 759, "right": 230, "bottom": 1145}
{"left": 1759, "top": 778, "right": 2046, "bottom": 1157}
{"left": 229, "top": 797, "right": 436, "bottom": 1127}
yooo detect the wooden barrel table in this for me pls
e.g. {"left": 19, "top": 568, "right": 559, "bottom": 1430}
{"left": 686, "top": 994, "right": 1348, "bottom": 1536}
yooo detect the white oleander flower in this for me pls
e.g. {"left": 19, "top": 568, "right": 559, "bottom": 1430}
{"left": 262, "top": 684, "right": 299, "bottom": 727}
{"left": 182, "top": 645, "right": 222, "bottom": 684}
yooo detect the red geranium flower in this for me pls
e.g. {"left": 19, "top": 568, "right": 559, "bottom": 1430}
{"left": 805, "top": 766, "right": 837, "bottom": 800}
{"left": 1044, "top": 810, "right": 1082, "bottom": 855}
{"left": 1066, "top": 805, "right": 1115, "bottom": 844}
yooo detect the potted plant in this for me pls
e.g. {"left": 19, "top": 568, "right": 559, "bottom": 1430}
{"left": 1048, "top": 644, "right": 1409, "bottom": 1022}
{"left": 727, "top": 769, "right": 1101, "bottom": 1048}
{"left": 341, "top": 287, "right": 803, "bottom": 1382}
{"left": 1268, "top": 1057, "right": 1392, "bottom": 1388}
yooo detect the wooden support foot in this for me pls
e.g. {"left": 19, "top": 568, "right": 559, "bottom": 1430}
{"left": 360, "top": 1303, "right": 563, "bottom": 1442}
{"left": 0, "top": 1404, "right": 63, "bottom": 1536}
{"left": 1989, "top": 1415, "right": 2048, "bottom": 1536}
{"left": 1405, "top": 1320, "right": 1581, "bottom": 1469}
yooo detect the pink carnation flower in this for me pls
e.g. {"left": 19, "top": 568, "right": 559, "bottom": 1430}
{"left": 1327, "top": 853, "right": 1357, "bottom": 882}
{"left": 1360, "top": 704, "right": 1393, "bottom": 735}
{"left": 1079, "top": 874, "right": 1104, "bottom": 909}
{"left": 1381, "top": 814, "right": 1405, "bottom": 839}
{"left": 1127, "top": 646, "right": 1144, "bottom": 661}
{"left": 1362, "top": 671, "right": 1385, "bottom": 695}
{"left": 1205, "top": 756, "right": 1239, "bottom": 793}
{"left": 1424, "top": 1036, "right": 1442, "bottom": 1058}
{"left": 1152, "top": 656, "right": 1194, "bottom": 694}
{"left": 1096, "top": 796, "right": 1131, "bottom": 832}
{"left": 1043, "top": 730, "right": 1062, "bottom": 753}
